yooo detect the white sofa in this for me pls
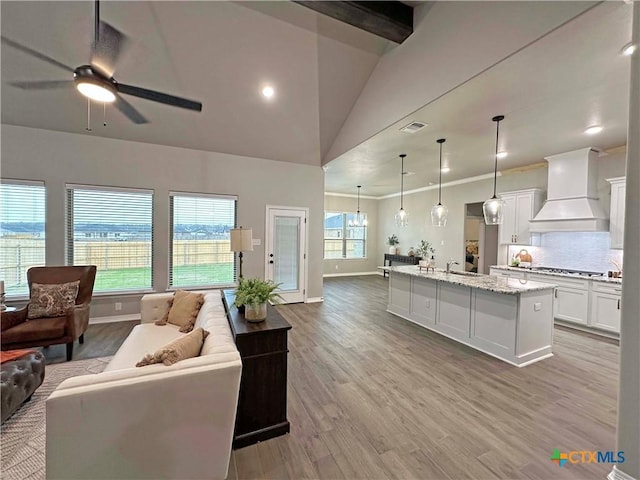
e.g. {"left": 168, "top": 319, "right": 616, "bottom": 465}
{"left": 46, "top": 291, "right": 242, "bottom": 480}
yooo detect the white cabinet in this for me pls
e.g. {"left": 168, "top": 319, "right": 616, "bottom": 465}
{"left": 410, "top": 277, "right": 437, "bottom": 327}
{"left": 489, "top": 267, "right": 525, "bottom": 279}
{"left": 589, "top": 282, "right": 622, "bottom": 332}
{"left": 607, "top": 177, "right": 625, "bottom": 250}
{"left": 550, "top": 277, "right": 590, "bottom": 325}
{"left": 499, "top": 189, "right": 544, "bottom": 245}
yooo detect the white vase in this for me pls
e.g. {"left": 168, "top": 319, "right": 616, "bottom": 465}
{"left": 389, "top": 246, "right": 397, "bottom": 254}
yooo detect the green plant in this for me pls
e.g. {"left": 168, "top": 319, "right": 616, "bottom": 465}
{"left": 387, "top": 234, "right": 399, "bottom": 246}
{"left": 416, "top": 240, "right": 435, "bottom": 258}
{"left": 233, "top": 277, "right": 283, "bottom": 309}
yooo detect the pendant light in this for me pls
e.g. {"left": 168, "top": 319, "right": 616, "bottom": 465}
{"left": 395, "top": 154, "right": 409, "bottom": 227}
{"left": 431, "top": 138, "right": 448, "bottom": 227}
{"left": 483, "top": 115, "right": 506, "bottom": 225}
{"left": 348, "top": 185, "right": 368, "bottom": 227}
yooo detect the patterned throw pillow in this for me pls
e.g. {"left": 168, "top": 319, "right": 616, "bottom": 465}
{"left": 27, "top": 281, "right": 80, "bottom": 319}
{"left": 136, "top": 328, "right": 210, "bottom": 367}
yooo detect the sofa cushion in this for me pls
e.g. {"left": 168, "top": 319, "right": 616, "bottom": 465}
{"left": 27, "top": 281, "right": 79, "bottom": 319}
{"left": 2, "top": 316, "right": 67, "bottom": 344}
{"left": 136, "top": 328, "right": 210, "bottom": 367}
{"left": 155, "top": 290, "right": 204, "bottom": 333}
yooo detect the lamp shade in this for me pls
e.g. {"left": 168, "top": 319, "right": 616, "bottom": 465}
{"left": 230, "top": 228, "right": 254, "bottom": 252}
{"left": 431, "top": 203, "right": 448, "bottom": 227}
{"left": 483, "top": 196, "right": 505, "bottom": 225}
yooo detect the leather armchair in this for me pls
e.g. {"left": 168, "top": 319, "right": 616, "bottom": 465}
{"left": 1, "top": 266, "right": 97, "bottom": 361}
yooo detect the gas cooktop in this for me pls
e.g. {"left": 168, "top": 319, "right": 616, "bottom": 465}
{"left": 530, "top": 266, "right": 604, "bottom": 277}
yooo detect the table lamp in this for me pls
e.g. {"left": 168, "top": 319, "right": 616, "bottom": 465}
{"left": 230, "top": 227, "right": 253, "bottom": 279}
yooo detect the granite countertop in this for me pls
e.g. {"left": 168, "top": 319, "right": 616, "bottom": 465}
{"left": 490, "top": 265, "right": 623, "bottom": 284}
{"left": 383, "top": 265, "right": 557, "bottom": 295}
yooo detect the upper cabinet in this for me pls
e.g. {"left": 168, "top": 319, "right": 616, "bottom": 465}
{"left": 499, "top": 189, "right": 544, "bottom": 245}
{"left": 607, "top": 177, "right": 625, "bottom": 250}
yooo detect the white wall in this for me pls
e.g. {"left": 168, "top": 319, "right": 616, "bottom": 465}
{"left": 326, "top": 1, "right": 597, "bottom": 162}
{"left": 323, "top": 194, "right": 379, "bottom": 275}
{"left": 1, "top": 125, "right": 324, "bottom": 317}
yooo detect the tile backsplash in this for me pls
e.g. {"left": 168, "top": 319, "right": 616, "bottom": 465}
{"left": 508, "top": 232, "right": 624, "bottom": 274}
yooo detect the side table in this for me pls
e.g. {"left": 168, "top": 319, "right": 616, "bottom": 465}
{"left": 222, "top": 290, "right": 292, "bottom": 449}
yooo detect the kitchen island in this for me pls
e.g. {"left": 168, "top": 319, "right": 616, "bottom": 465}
{"left": 385, "top": 265, "right": 557, "bottom": 367}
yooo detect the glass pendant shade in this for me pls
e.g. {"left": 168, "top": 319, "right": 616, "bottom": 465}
{"left": 432, "top": 138, "right": 448, "bottom": 227}
{"left": 484, "top": 115, "right": 505, "bottom": 225}
{"left": 395, "top": 207, "right": 409, "bottom": 227}
{"left": 431, "top": 203, "right": 448, "bottom": 227}
{"left": 395, "top": 154, "right": 408, "bottom": 227}
{"left": 349, "top": 185, "right": 367, "bottom": 227}
{"left": 483, "top": 196, "right": 505, "bottom": 225}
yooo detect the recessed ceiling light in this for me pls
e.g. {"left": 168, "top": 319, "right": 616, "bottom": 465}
{"left": 262, "top": 85, "right": 275, "bottom": 98}
{"left": 584, "top": 125, "right": 603, "bottom": 135}
{"left": 441, "top": 167, "right": 450, "bottom": 173}
{"left": 622, "top": 43, "right": 637, "bottom": 56}
{"left": 497, "top": 151, "right": 508, "bottom": 159}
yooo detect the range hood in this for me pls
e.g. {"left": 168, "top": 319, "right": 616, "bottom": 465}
{"left": 529, "top": 148, "right": 609, "bottom": 232}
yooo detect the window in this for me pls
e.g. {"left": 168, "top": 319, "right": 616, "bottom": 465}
{"left": 169, "top": 192, "right": 237, "bottom": 288}
{"left": 66, "top": 185, "right": 153, "bottom": 293}
{"left": 324, "top": 211, "right": 367, "bottom": 259}
{"left": 1, "top": 180, "right": 46, "bottom": 297}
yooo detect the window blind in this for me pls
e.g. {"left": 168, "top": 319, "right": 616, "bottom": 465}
{"left": 0, "top": 180, "right": 46, "bottom": 297}
{"left": 169, "top": 192, "right": 237, "bottom": 288}
{"left": 323, "top": 211, "right": 367, "bottom": 259}
{"left": 66, "top": 185, "right": 153, "bottom": 293}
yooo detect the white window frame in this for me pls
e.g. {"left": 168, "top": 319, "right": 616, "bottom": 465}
{"left": 323, "top": 211, "right": 367, "bottom": 260}
{"left": 1, "top": 179, "right": 46, "bottom": 299}
{"left": 66, "top": 184, "right": 154, "bottom": 295}
{"left": 169, "top": 191, "right": 238, "bottom": 290}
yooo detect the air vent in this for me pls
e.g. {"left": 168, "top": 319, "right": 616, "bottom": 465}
{"left": 400, "top": 121, "right": 427, "bottom": 133}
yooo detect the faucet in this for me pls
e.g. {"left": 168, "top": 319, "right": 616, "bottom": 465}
{"left": 446, "top": 259, "right": 459, "bottom": 273}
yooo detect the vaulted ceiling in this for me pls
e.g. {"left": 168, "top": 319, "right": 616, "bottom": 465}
{"left": 1, "top": 1, "right": 389, "bottom": 166}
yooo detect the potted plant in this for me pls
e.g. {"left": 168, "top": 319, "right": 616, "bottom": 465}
{"left": 387, "top": 234, "right": 399, "bottom": 255}
{"left": 233, "top": 277, "right": 283, "bottom": 322}
{"left": 416, "top": 240, "right": 435, "bottom": 267}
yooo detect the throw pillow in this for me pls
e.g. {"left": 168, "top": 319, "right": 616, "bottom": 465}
{"left": 27, "top": 281, "right": 80, "bottom": 319}
{"left": 155, "top": 290, "right": 204, "bottom": 333}
{"left": 136, "top": 327, "right": 210, "bottom": 367}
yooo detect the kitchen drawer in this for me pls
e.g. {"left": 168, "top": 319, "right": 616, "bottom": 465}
{"left": 547, "top": 276, "right": 589, "bottom": 290}
{"left": 591, "top": 281, "right": 623, "bottom": 294}
{"left": 490, "top": 269, "right": 525, "bottom": 279}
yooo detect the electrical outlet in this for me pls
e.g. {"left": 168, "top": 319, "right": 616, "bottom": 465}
{"left": 534, "top": 302, "right": 542, "bottom": 311}
{"left": 115, "top": 302, "right": 122, "bottom": 311}
{"left": 335, "top": 265, "right": 339, "bottom": 270}
{"left": 440, "top": 240, "right": 445, "bottom": 245}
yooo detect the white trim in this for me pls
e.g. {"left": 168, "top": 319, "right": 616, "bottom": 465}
{"left": 169, "top": 191, "right": 238, "bottom": 201}
{"left": 324, "top": 271, "right": 379, "bottom": 278}
{"left": 305, "top": 297, "right": 324, "bottom": 303}
{"left": 66, "top": 183, "right": 153, "bottom": 194}
{"left": 1, "top": 178, "right": 45, "bottom": 186}
{"left": 379, "top": 172, "right": 500, "bottom": 199}
{"left": 324, "top": 192, "right": 378, "bottom": 200}
{"left": 608, "top": 466, "right": 637, "bottom": 480}
{"left": 89, "top": 314, "right": 140, "bottom": 325}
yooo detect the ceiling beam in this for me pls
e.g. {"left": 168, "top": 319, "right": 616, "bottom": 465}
{"left": 293, "top": 1, "right": 413, "bottom": 44}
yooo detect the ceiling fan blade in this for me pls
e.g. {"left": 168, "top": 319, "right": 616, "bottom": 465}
{"left": 116, "top": 83, "right": 203, "bottom": 112}
{"left": 9, "top": 80, "right": 72, "bottom": 90}
{"left": 90, "top": 20, "right": 129, "bottom": 77}
{"left": 1, "top": 36, "right": 75, "bottom": 73}
{"left": 114, "top": 95, "right": 149, "bottom": 124}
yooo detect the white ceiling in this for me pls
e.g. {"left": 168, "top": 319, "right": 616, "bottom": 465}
{"left": 324, "top": 2, "right": 633, "bottom": 196}
{"left": 1, "top": 1, "right": 388, "bottom": 166}
{"left": 1, "top": 2, "right": 633, "bottom": 193}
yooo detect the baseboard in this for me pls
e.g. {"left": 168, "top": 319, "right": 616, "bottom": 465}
{"left": 89, "top": 314, "right": 141, "bottom": 325}
{"left": 608, "top": 466, "right": 637, "bottom": 480}
{"left": 323, "top": 271, "right": 379, "bottom": 278}
{"left": 306, "top": 297, "right": 324, "bottom": 303}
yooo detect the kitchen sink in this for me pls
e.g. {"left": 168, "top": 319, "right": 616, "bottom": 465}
{"left": 447, "top": 271, "right": 479, "bottom": 277}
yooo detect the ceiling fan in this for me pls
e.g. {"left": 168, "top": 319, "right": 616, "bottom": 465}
{"left": 1, "top": 0, "right": 202, "bottom": 125}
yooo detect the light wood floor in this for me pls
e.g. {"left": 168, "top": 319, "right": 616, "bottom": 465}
{"left": 61, "top": 276, "right": 618, "bottom": 479}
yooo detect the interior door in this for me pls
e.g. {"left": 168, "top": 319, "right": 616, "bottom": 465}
{"left": 265, "top": 207, "right": 307, "bottom": 304}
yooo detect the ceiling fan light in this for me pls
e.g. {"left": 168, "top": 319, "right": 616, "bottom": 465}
{"left": 483, "top": 196, "right": 505, "bottom": 225}
{"left": 76, "top": 81, "right": 116, "bottom": 103}
{"left": 431, "top": 203, "right": 448, "bottom": 227}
